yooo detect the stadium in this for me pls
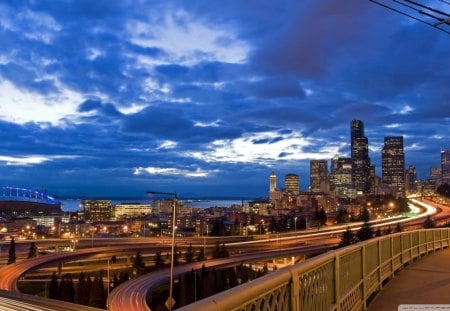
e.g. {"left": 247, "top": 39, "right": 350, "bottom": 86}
{"left": 0, "top": 187, "right": 62, "bottom": 218}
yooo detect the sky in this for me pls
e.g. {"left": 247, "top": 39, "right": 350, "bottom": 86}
{"left": 0, "top": 0, "right": 448, "bottom": 199}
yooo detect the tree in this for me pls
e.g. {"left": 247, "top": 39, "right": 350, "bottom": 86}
{"left": 360, "top": 207, "right": 370, "bottom": 222}
{"left": 154, "top": 251, "right": 165, "bottom": 269}
{"left": 88, "top": 274, "right": 105, "bottom": 308}
{"left": 357, "top": 221, "right": 373, "bottom": 241}
{"left": 339, "top": 227, "right": 357, "bottom": 247}
{"left": 395, "top": 197, "right": 410, "bottom": 213}
{"left": 60, "top": 274, "right": 75, "bottom": 302}
{"left": 184, "top": 243, "right": 195, "bottom": 263}
{"left": 49, "top": 272, "right": 59, "bottom": 299}
{"left": 7, "top": 237, "right": 16, "bottom": 264}
{"left": 28, "top": 242, "right": 37, "bottom": 258}
{"left": 375, "top": 228, "right": 382, "bottom": 237}
{"left": 83, "top": 276, "right": 92, "bottom": 305}
{"left": 76, "top": 272, "right": 86, "bottom": 304}
{"left": 196, "top": 247, "right": 205, "bottom": 261}
{"left": 220, "top": 243, "right": 230, "bottom": 258}
{"left": 423, "top": 215, "right": 435, "bottom": 229}
{"left": 212, "top": 241, "right": 221, "bottom": 258}
{"left": 335, "top": 208, "right": 350, "bottom": 224}
{"left": 437, "top": 183, "right": 450, "bottom": 198}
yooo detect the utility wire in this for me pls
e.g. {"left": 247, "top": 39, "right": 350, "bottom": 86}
{"left": 368, "top": 0, "right": 450, "bottom": 34}
{"left": 391, "top": 0, "right": 450, "bottom": 23}
{"left": 403, "top": 0, "right": 450, "bottom": 17}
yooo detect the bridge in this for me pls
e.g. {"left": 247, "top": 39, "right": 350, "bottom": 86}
{"left": 178, "top": 227, "right": 450, "bottom": 311}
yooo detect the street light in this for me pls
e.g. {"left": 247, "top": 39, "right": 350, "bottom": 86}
{"left": 294, "top": 216, "right": 298, "bottom": 232}
{"left": 148, "top": 191, "right": 177, "bottom": 311}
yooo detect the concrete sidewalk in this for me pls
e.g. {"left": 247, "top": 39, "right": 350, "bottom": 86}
{"left": 368, "top": 248, "right": 450, "bottom": 310}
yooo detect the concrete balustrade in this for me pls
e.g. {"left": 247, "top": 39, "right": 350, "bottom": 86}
{"left": 178, "top": 228, "right": 450, "bottom": 311}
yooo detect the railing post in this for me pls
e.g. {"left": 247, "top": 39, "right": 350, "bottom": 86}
{"left": 378, "top": 239, "right": 382, "bottom": 290}
{"left": 334, "top": 254, "right": 340, "bottom": 311}
{"left": 390, "top": 235, "right": 394, "bottom": 279}
{"left": 290, "top": 266, "right": 300, "bottom": 311}
{"left": 409, "top": 231, "right": 413, "bottom": 263}
{"left": 362, "top": 245, "right": 367, "bottom": 310}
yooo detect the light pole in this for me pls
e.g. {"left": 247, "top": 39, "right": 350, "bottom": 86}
{"left": 294, "top": 216, "right": 298, "bottom": 232}
{"left": 148, "top": 191, "right": 177, "bottom": 311}
{"left": 203, "top": 223, "right": 208, "bottom": 259}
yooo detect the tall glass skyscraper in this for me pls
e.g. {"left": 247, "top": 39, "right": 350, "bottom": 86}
{"left": 442, "top": 149, "right": 450, "bottom": 185}
{"left": 382, "top": 136, "right": 405, "bottom": 196}
{"left": 350, "top": 120, "right": 371, "bottom": 194}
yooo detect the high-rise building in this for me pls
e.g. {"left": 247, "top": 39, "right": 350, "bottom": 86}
{"left": 270, "top": 171, "right": 277, "bottom": 193}
{"left": 405, "top": 165, "right": 417, "bottom": 194}
{"left": 351, "top": 120, "right": 371, "bottom": 194}
{"left": 382, "top": 136, "right": 405, "bottom": 196}
{"left": 82, "top": 199, "right": 113, "bottom": 222}
{"left": 114, "top": 203, "right": 152, "bottom": 220}
{"left": 310, "top": 160, "right": 328, "bottom": 192}
{"left": 442, "top": 149, "right": 450, "bottom": 185}
{"left": 330, "top": 155, "right": 352, "bottom": 197}
{"left": 285, "top": 174, "right": 300, "bottom": 194}
{"left": 430, "top": 166, "right": 442, "bottom": 187}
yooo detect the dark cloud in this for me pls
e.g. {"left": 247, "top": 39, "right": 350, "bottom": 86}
{"left": 0, "top": 0, "right": 448, "bottom": 197}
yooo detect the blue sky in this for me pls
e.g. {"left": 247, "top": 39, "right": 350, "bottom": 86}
{"left": 0, "top": 0, "right": 448, "bottom": 198}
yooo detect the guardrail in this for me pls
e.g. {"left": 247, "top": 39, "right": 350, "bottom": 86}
{"left": 178, "top": 228, "right": 450, "bottom": 311}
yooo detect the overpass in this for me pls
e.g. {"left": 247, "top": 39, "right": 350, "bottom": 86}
{"left": 0, "top": 197, "right": 446, "bottom": 310}
{"left": 178, "top": 227, "right": 450, "bottom": 311}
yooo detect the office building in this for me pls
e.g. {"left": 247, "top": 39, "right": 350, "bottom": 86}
{"left": 285, "top": 174, "right": 300, "bottom": 194}
{"left": 82, "top": 200, "right": 113, "bottom": 222}
{"left": 310, "top": 160, "right": 328, "bottom": 193}
{"left": 430, "top": 167, "right": 442, "bottom": 187}
{"left": 382, "top": 136, "right": 405, "bottom": 196}
{"left": 330, "top": 155, "right": 352, "bottom": 197}
{"left": 442, "top": 149, "right": 450, "bottom": 185}
{"left": 270, "top": 171, "right": 277, "bottom": 193}
{"left": 350, "top": 120, "right": 371, "bottom": 194}
{"left": 114, "top": 203, "right": 152, "bottom": 220}
{"left": 405, "top": 165, "right": 417, "bottom": 194}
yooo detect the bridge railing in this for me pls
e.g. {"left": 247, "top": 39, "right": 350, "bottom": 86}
{"left": 178, "top": 228, "right": 450, "bottom": 311}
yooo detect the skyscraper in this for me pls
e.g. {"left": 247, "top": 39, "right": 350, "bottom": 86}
{"left": 405, "top": 165, "right": 417, "bottom": 194}
{"left": 310, "top": 160, "right": 328, "bottom": 192}
{"left": 442, "top": 149, "right": 450, "bottom": 185}
{"left": 350, "top": 120, "right": 371, "bottom": 194}
{"left": 382, "top": 136, "right": 405, "bottom": 196}
{"left": 330, "top": 155, "right": 352, "bottom": 197}
{"left": 269, "top": 171, "right": 277, "bottom": 193}
{"left": 285, "top": 174, "right": 300, "bottom": 194}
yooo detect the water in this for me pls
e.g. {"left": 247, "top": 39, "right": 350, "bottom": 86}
{"left": 60, "top": 198, "right": 247, "bottom": 212}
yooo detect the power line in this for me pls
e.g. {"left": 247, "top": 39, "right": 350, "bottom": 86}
{"left": 368, "top": 0, "right": 450, "bottom": 34}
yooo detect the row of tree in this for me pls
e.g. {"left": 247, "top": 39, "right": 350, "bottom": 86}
{"left": 3, "top": 239, "right": 37, "bottom": 265}
{"left": 339, "top": 208, "right": 442, "bottom": 247}
{"left": 148, "top": 263, "right": 270, "bottom": 310}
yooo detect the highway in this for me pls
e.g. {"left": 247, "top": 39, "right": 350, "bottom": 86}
{"left": 0, "top": 289, "right": 103, "bottom": 311}
{"left": 0, "top": 196, "right": 446, "bottom": 310}
{"left": 106, "top": 237, "right": 338, "bottom": 311}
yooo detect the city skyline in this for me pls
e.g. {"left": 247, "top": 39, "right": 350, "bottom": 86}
{"left": 0, "top": 1, "right": 449, "bottom": 198}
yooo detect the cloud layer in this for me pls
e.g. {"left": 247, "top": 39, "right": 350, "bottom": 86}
{"left": 0, "top": 0, "right": 448, "bottom": 198}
